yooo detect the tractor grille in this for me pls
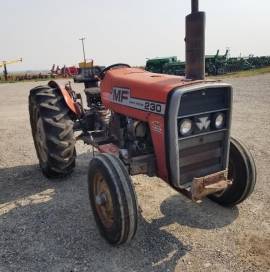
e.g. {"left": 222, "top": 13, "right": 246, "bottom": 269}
{"left": 179, "top": 87, "right": 229, "bottom": 116}
{"left": 179, "top": 131, "right": 227, "bottom": 184}
{"left": 177, "top": 87, "right": 230, "bottom": 186}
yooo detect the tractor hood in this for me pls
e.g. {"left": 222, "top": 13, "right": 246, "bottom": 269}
{"left": 101, "top": 67, "right": 210, "bottom": 105}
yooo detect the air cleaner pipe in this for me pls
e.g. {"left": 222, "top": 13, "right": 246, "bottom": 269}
{"left": 191, "top": 0, "right": 199, "bottom": 13}
{"left": 185, "top": 0, "right": 205, "bottom": 80}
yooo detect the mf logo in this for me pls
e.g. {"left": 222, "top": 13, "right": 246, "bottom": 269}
{"left": 112, "top": 88, "right": 130, "bottom": 103}
{"left": 196, "top": 117, "right": 210, "bottom": 131}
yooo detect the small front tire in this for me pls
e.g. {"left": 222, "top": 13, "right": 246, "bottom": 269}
{"left": 88, "top": 154, "right": 138, "bottom": 245}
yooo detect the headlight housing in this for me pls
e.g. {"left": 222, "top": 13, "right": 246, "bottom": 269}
{"left": 214, "top": 113, "right": 225, "bottom": 129}
{"left": 179, "top": 119, "right": 193, "bottom": 136}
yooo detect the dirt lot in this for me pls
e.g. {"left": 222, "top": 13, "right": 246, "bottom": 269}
{"left": 0, "top": 74, "right": 269, "bottom": 272}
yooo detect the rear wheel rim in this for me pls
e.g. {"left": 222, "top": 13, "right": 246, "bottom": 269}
{"left": 35, "top": 115, "right": 48, "bottom": 163}
{"left": 93, "top": 172, "right": 114, "bottom": 229}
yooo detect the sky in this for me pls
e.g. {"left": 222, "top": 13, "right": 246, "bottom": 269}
{"left": 1, "top": 0, "right": 270, "bottom": 71}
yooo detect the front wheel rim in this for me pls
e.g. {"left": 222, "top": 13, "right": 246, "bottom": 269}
{"left": 93, "top": 172, "right": 114, "bottom": 229}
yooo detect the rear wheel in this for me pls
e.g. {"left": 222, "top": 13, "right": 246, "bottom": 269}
{"left": 29, "top": 85, "right": 76, "bottom": 178}
{"left": 209, "top": 137, "right": 256, "bottom": 207}
{"left": 88, "top": 154, "right": 138, "bottom": 245}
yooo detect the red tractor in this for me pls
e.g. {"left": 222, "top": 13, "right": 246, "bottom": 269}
{"left": 29, "top": 0, "right": 256, "bottom": 245}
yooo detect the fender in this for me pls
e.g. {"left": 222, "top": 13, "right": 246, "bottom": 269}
{"left": 48, "top": 81, "right": 81, "bottom": 116}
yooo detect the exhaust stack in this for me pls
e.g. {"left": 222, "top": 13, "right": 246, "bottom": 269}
{"left": 185, "top": 0, "right": 205, "bottom": 80}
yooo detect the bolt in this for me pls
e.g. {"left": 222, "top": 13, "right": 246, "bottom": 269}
{"left": 95, "top": 193, "right": 107, "bottom": 206}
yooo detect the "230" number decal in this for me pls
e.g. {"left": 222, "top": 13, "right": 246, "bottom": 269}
{"left": 144, "top": 102, "right": 162, "bottom": 113}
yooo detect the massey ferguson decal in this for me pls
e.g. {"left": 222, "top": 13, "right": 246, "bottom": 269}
{"left": 111, "top": 87, "right": 166, "bottom": 115}
{"left": 112, "top": 88, "right": 129, "bottom": 103}
{"left": 196, "top": 116, "right": 211, "bottom": 130}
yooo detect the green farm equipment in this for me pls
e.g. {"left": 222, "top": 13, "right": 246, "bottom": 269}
{"left": 146, "top": 51, "right": 270, "bottom": 77}
{"left": 145, "top": 56, "right": 178, "bottom": 73}
{"left": 145, "top": 57, "right": 185, "bottom": 75}
{"left": 163, "top": 61, "right": 185, "bottom": 75}
{"left": 205, "top": 50, "right": 229, "bottom": 75}
{"left": 248, "top": 55, "right": 270, "bottom": 69}
{"left": 226, "top": 57, "right": 253, "bottom": 73}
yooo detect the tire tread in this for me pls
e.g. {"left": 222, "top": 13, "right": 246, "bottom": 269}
{"left": 29, "top": 85, "right": 76, "bottom": 178}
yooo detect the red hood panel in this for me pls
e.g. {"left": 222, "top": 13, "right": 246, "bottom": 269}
{"left": 101, "top": 68, "right": 199, "bottom": 103}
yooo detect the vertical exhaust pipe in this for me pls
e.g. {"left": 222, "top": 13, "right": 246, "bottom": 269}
{"left": 185, "top": 0, "right": 206, "bottom": 80}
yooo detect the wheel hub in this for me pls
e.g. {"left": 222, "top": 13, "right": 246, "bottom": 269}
{"left": 93, "top": 172, "right": 114, "bottom": 228}
{"left": 95, "top": 193, "right": 107, "bottom": 206}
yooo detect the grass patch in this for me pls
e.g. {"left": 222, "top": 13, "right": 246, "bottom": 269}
{"left": 212, "top": 66, "right": 270, "bottom": 79}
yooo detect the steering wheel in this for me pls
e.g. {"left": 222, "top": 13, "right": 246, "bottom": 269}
{"left": 100, "top": 63, "right": 131, "bottom": 79}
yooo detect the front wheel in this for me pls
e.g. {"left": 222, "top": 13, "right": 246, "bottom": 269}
{"left": 209, "top": 137, "right": 256, "bottom": 207}
{"left": 88, "top": 154, "right": 138, "bottom": 245}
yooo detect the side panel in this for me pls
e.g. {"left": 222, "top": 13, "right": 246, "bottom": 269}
{"left": 101, "top": 80, "right": 169, "bottom": 181}
{"left": 148, "top": 115, "right": 168, "bottom": 181}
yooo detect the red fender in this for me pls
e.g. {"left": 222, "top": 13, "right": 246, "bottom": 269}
{"left": 48, "top": 81, "right": 81, "bottom": 116}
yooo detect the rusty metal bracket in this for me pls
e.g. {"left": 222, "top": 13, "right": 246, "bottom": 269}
{"left": 190, "top": 170, "right": 232, "bottom": 202}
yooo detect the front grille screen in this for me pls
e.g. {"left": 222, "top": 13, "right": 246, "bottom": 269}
{"left": 178, "top": 87, "right": 230, "bottom": 185}
{"left": 179, "top": 87, "right": 229, "bottom": 116}
{"left": 179, "top": 131, "right": 227, "bottom": 184}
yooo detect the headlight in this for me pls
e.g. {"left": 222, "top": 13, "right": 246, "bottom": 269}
{"left": 179, "top": 119, "right": 193, "bottom": 136}
{"left": 214, "top": 113, "right": 225, "bottom": 129}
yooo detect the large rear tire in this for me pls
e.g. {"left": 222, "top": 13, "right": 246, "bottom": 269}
{"left": 209, "top": 137, "right": 256, "bottom": 207}
{"left": 29, "top": 85, "right": 76, "bottom": 178}
{"left": 88, "top": 154, "right": 138, "bottom": 245}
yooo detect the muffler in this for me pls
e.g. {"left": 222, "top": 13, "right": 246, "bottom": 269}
{"left": 185, "top": 0, "right": 206, "bottom": 80}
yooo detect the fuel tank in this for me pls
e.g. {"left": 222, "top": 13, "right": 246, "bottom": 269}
{"left": 101, "top": 67, "right": 194, "bottom": 121}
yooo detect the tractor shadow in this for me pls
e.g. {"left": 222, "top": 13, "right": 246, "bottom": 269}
{"left": 156, "top": 194, "right": 239, "bottom": 230}
{"left": 0, "top": 151, "right": 92, "bottom": 206}
{"left": 133, "top": 212, "right": 191, "bottom": 272}
{"left": 0, "top": 164, "right": 54, "bottom": 205}
{"left": 0, "top": 153, "right": 238, "bottom": 272}
{"left": 0, "top": 158, "right": 190, "bottom": 272}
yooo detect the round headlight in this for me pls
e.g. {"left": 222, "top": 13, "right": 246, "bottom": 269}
{"left": 179, "top": 119, "right": 193, "bottom": 136}
{"left": 214, "top": 113, "right": 225, "bottom": 129}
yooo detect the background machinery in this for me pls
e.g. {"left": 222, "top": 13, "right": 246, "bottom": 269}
{"left": 50, "top": 64, "right": 79, "bottom": 78}
{"left": 145, "top": 56, "right": 185, "bottom": 76}
{"left": 29, "top": 0, "right": 256, "bottom": 245}
{"left": 146, "top": 50, "right": 270, "bottom": 76}
{"left": 0, "top": 58, "right": 22, "bottom": 81}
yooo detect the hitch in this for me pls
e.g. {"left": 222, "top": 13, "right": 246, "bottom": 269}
{"left": 190, "top": 170, "right": 232, "bottom": 202}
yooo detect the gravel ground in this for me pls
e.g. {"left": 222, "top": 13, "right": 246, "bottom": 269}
{"left": 0, "top": 74, "right": 269, "bottom": 272}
